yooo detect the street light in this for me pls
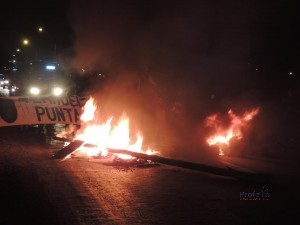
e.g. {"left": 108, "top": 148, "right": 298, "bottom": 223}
{"left": 23, "top": 39, "right": 29, "bottom": 46}
{"left": 38, "top": 27, "right": 43, "bottom": 32}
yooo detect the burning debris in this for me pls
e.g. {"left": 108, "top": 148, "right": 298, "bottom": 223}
{"left": 53, "top": 143, "right": 270, "bottom": 182}
{"left": 74, "top": 97, "right": 157, "bottom": 158}
{"left": 113, "top": 156, "right": 160, "bottom": 171}
{"left": 52, "top": 97, "right": 270, "bottom": 182}
{"left": 51, "top": 140, "right": 160, "bottom": 169}
{"left": 51, "top": 140, "right": 84, "bottom": 160}
{"left": 205, "top": 108, "right": 260, "bottom": 156}
{"left": 53, "top": 97, "right": 159, "bottom": 167}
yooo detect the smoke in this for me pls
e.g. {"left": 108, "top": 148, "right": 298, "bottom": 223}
{"left": 65, "top": 0, "right": 267, "bottom": 162}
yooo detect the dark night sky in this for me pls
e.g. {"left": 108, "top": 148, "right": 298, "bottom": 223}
{"left": 0, "top": 0, "right": 73, "bottom": 65}
{"left": 0, "top": 0, "right": 298, "bottom": 69}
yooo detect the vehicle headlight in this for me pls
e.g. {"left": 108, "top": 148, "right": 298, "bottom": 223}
{"left": 4, "top": 80, "right": 9, "bottom": 84}
{"left": 30, "top": 87, "right": 40, "bottom": 95}
{"left": 53, "top": 87, "right": 63, "bottom": 96}
{"left": 11, "top": 85, "right": 18, "bottom": 92}
{"left": 0, "top": 81, "right": 3, "bottom": 85}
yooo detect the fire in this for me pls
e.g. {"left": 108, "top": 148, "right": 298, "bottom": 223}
{"left": 205, "top": 107, "right": 259, "bottom": 156}
{"left": 80, "top": 97, "right": 97, "bottom": 123}
{"left": 70, "top": 97, "right": 157, "bottom": 159}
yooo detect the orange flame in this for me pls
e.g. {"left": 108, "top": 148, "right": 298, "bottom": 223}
{"left": 80, "top": 97, "right": 97, "bottom": 123}
{"left": 72, "top": 97, "right": 157, "bottom": 159}
{"left": 205, "top": 107, "right": 259, "bottom": 155}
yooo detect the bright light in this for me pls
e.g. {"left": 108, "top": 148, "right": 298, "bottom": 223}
{"left": 38, "top": 27, "right": 43, "bottom": 32}
{"left": 53, "top": 87, "right": 63, "bottom": 96}
{"left": 30, "top": 87, "right": 40, "bottom": 95}
{"left": 16, "top": 49, "right": 20, "bottom": 52}
{"left": 23, "top": 39, "right": 29, "bottom": 45}
{"left": 46, "top": 65, "right": 56, "bottom": 70}
{"left": 11, "top": 86, "right": 17, "bottom": 92}
{"left": 12, "top": 60, "right": 16, "bottom": 63}
{"left": 289, "top": 72, "right": 293, "bottom": 75}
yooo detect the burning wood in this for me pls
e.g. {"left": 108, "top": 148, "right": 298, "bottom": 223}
{"left": 52, "top": 97, "right": 269, "bottom": 182}
{"left": 107, "top": 148, "right": 270, "bottom": 183}
{"left": 51, "top": 140, "right": 84, "bottom": 159}
{"left": 52, "top": 141, "right": 270, "bottom": 182}
{"left": 54, "top": 97, "right": 158, "bottom": 158}
{"left": 205, "top": 108, "right": 259, "bottom": 156}
{"left": 112, "top": 155, "right": 160, "bottom": 168}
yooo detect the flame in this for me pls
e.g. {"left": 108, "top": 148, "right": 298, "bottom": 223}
{"left": 70, "top": 97, "right": 157, "bottom": 159}
{"left": 80, "top": 97, "right": 97, "bottom": 123}
{"left": 205, "top": 107, "right": 259, "bottom": 155}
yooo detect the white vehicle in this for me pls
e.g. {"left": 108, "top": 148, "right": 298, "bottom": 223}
{"left": 0, "top": 74, "right": 10, "bottom": 89}
{"left": 10, "top": 62, "right": 72, "bottom": 97}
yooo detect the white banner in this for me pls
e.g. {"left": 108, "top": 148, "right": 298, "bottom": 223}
{"left": 0, "top": 95, "right": 86, "bottom": 127}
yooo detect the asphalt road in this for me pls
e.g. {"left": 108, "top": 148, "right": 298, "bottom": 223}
{"left": 0, "top": 126, "right": 299, "bottom": 225}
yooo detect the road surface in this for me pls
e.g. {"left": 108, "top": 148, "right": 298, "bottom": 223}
{"left": 0, "top": 126, "right": 299, "bottom": 225}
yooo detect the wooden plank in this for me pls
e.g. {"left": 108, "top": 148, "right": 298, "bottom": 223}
{"left": 107, "top": 148, "right": 271, "bottom": 183}
{"left": 51, "top": 140, "right": 84, "bottom": 159}
{"left": 52, "top": 141, "right": 271, "bottom": 182}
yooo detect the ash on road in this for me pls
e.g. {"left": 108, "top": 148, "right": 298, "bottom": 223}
{"left": 0, "top": 126, "right": 299, "bottom": 225}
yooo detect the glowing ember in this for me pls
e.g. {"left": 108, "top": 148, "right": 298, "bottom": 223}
{"left": 68, "top": 97, "right": 157, "bottom": 159}
{"left": 205, "top": 107, "right": 259, "bottom": 156}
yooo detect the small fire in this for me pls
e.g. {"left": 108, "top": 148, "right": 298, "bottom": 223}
{"left": 205, "top": 107, "right": 259, "bottom": 156}
{"left": 70, "top": 97, "right": 157, "bottom": 159}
